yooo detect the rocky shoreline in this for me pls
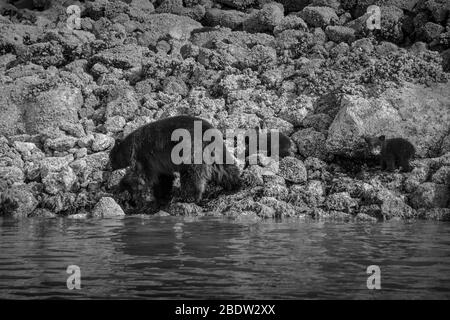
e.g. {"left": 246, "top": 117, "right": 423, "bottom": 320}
{"left": 0, "top": 0, "right": 449, "bottom": 220}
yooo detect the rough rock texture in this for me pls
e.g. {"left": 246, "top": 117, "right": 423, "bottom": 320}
{"left": 90, "top": 197, "right": 125, "bottom": 218}
{"left": 0, "top": 0, "right": 449, "bottom": 220}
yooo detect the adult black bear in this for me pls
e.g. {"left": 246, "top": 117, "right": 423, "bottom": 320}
{"left": 364, "top": 135, "right": 415, "bottom": 172}
{"left": 109, "top": 115, "right": 242, "bottom": 205}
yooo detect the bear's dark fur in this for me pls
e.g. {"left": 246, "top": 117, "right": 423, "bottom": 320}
{"left": 110, "top": 115, "right": 242, "bottom": 205}
{"left": 364, "top": 135, "right": 415, "bottom": 172}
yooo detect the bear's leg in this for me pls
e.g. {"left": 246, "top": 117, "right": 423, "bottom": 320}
{"left": 380, "top": 158, "right": 387, "bottom": 170}
{"left": 399, "top": 157, "right": 412, "bottom": 172}
{"left": 180, "top": 166, "right": 208, "bottom": 203}
{"left": 153, "top": 174, "right": 175, "bottom": 206}
{"left": 384, "top": 155, "right": 396, "bottom": 171}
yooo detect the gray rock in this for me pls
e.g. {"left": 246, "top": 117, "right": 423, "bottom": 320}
{"left": 91, "top": 133, "right": 115, "bottom": 152}
{"left": 25, "top": 86, "right": 83, "bottom": 135}
{"left": 0, "top": 166, "right": 25, "bottom": 190}
{"left": 420, "top": 22, "right": 445, "bottom": 42}
{"left": 105, "top": 88, "right": 139, "bottom": 121}
{"left": 39, "top": 155, "right": 74, "bottom": 177}
{"left": 90, "top": 197, "right": 125, "bottom": 218}
{"left": 431, "top": 166, "right": 450, "bottom": 185}
{"left": 410, "top": 182, "right": 449, "bottom": 209}
{"left": 243, "top": 2, "right": 284, "bottom": 33}
{"left": 0, "top": 184, "right": 38, "bottom": 218}
{"left": 91, "top": 44, "right": 150, "bottom": 69}
{"left": 325, "top": 25, "right": 355, "bottom": 43}
{"left": 279, "top": 156, "right": 307, "bottom": 183}
{"left": 291, "top": 128, "right": 327, "bottom": 160}
{"left": 300, "top": 6, "right": 338, "bottom": 28}
{"left": 168, "top": 202, "right": 203, "bottom": 216}
{"left": 44, "top": 136, "right": 78, "bottom": 152}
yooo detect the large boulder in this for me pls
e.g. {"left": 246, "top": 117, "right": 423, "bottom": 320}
{"left": 326, "top": 82, "right": 450, "bottom": 158}
{"left": 300, "top": 6, "right": 338, "bottom": 28}
{"left": 90, "top": 197, "right": 125, "bottom": 218}
{"left": 137, "top": 13, "right": 202, "bottom": 47}
{"left": 0, "top": 184, "right": 39, "bottom": 219}
{"left": 205, "top": 8, "right": 248, "bottom": 30}
{"left": 24, "top": 86, "right": 83, "bottom": 134}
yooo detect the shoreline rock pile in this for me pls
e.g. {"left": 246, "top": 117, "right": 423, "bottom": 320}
{"left": 0, "top": 0, "right": 449, "bottom": 220}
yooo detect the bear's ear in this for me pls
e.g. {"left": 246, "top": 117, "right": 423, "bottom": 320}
{"left": 379, "top": 135, "right": 386, "bottom": 141}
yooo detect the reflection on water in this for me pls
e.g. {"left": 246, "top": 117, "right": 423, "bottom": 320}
{"left": 0, "top": 216, "right": 450, "bottom": 299}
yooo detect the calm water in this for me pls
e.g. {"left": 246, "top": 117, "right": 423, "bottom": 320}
{"left": 0, "top": 216, "right": 449, "bottom": 299}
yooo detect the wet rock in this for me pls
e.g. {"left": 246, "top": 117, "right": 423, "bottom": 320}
{"left": 410, "top": 182, "right": 449, "bottom": 209}
{"left": 326, "top": 82, "right": 450, "bottom": 158}
{"left": 291, "top": 128, "right": 327, "bottom": 160}
{"left": 168, "top": 202, "right": 204, "bottom": 216}
{"left": 29, "top": 208, "right": 56, "bottom": 218}
{"left": 0, "top": 184, "right": 38, "bottom": 218}
{"left": 259, "top": 196, "right": 308, "bottom": 218}
{"left": 377, "top": 188, "right": 416, "bottom": 220}
{"left": 355, "top": 212, "right": 378, "bottom": 222}
{"left": 300, "top": 6, "right": 338, "bottom": 28}
{"left": 420, "top": 208, "right": 450, "bottom": 221}
{"left": 90, "top": 197, "right": 125, "bottom": 218}
{"left": 314, "top": 209, "right": 352, "bottom": 221}
{"left": 262, "top": 178, "right": 289, "bottom": 200}
{"left": 279, "top": 156, "right": 307, "bottom": 183}
{"left": 289, "top": 180, "right": 326, "bottom": 208}
{"left": 325, "top": 191, "right": 358, "bottom": 213}
{"left": 325, "top": 25, "right": 355, "bottom": 44}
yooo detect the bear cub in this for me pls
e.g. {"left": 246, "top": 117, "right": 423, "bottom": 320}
{"left": 364, "top": 135, "right": 415, "bottom": 172}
